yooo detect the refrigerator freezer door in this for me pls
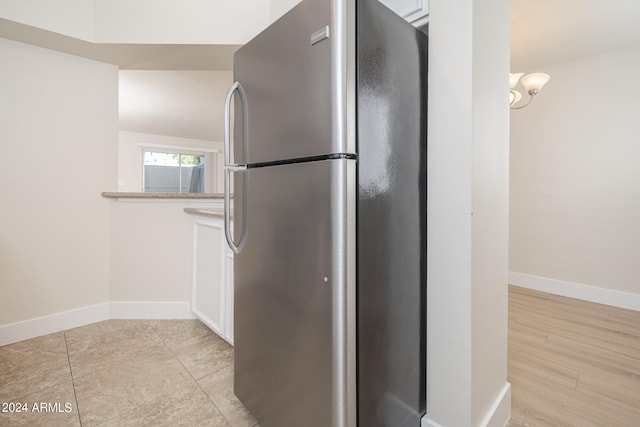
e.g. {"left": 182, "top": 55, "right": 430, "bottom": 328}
{"left": 233, "top": 158, "right": 356, "bottom": 427}
{"left": 232, "top": 1, "right": 348, "bottom": 166}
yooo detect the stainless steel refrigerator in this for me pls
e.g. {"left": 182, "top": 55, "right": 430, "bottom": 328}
{"left": 222, "top": 0, "right": 427, "bottom": 426}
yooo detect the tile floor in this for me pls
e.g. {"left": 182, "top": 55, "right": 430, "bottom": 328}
{"left": 0, "top": 319, "right": 258, "bottom": 426}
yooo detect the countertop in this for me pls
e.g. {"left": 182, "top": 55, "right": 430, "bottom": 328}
{"left": 101, "top": 192, "right": 225, "bottom": 199}
{"left": 183, "top": 207, "right": 228, "bottom": 219}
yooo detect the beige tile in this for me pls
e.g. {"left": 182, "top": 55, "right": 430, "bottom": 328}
{"left": 199, "top": 366, "right": 258, "bottom": 427}
{"left": 0, "top": 332, "right": 67, "bottom": 355}
{"left": 0, "top": 380, "right": 80, "bottom": 427}
{"left": 99, "top": 380, "right": 230, "bottom": 427}
{"left": 67, "top": 324, "right": 169, "bottom": 378}
{"left": 146, "top": 319, "right": 212, "bottom": 349}
{"left": 0, "top": 321, "right": 255, "bottom": 427}
{"left": 64, "top": 320, "right": 148, "bottom": 345}
{"left": 0, "top": 333, "right": 71, "bottom": 402}
{"left": 73, "top": 353, "right": 194, "bottom": 426}
{"left": 173, "top": 332, "right": 234, "bottom": 380}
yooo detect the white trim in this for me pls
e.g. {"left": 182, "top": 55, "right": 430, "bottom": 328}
{"left": 139, "top": 142, "right": 220, "bottom": 153}
{"left": 404, "top": 0, "right": 428, "bottom": 27}
{"left": 479, "top": 383, "right": 511, "bottom": 427}
{"left": 509, "top": 272, "right": 640, "bottom": 312}
{"left": 422, "top": 416, "right": 444, "bottom": 427}
{"left": 0, "top": 303, "right": 109, "bottom": 346}
{"left": 411, "top": 14, "right": 429, "bottom": 28}
{"left": 421, "top": 383, "right": 511, "bottom": 427}
{"left": 109, "top": 301, "right": 196, "bottom": 319}
{"left": 113, "top": 198, "right": 223, "bottom": 204}
{"left": 0, "top": 301, "right": 196, "bottom": 346}
{"left": 384, "top": 0, "right": 429, "bottom": 27}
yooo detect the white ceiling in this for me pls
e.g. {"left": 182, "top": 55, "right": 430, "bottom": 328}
{"left": 118, "top": 0, "right": 640, "bottom": 142}
{"left": 119, "top": 70, "right": 232, "bottom": 141}
{"left": 0, "top": 17, "right": 240, "bottom": 70}
{"left": 0, "top": 16, "right": 238, "bottom": 142}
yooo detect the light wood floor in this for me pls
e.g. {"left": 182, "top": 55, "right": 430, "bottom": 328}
{"left": 508, "top": 285, "right": 640, "bottom": 426}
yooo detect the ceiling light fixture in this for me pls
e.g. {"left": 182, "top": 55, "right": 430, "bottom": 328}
{"left": 509, "top": 72, "right": 550, "bottom": 109}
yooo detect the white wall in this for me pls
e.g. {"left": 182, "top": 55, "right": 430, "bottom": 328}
{"left": 0, "top": 38, "right": 117, "bottom": 326}
{"left": 269, "top": 0, "right": 300, "bottom": 22}
{"left": 0, "top": 0, "right": 94, "bottom": 40}
{"left": 93, "top": 0, "right": 270, "bottom": 44}
{"left": 109, "top": 199, "right": 221, "bottom": 303}
{"left": 470, "top": 0, "right": 511, "bottom": 424}
{"left": 510, "top": 44, "right": 640, "bottom": 307}
{"left": 426, "top": 0, "right": 510, "bottom": 425}
{"left": 118, "top": 131, "right": 224, "bottom": 193}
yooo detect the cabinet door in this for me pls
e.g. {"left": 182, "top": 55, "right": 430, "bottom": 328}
{"left": 192, "top": 220, "right": 226, "bottom": 338}
{"left": 379, "top": 0, "right": 428, "bottom": 26}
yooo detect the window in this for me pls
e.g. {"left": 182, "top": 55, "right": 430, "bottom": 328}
{"left": 143, "top": 149, "right": 208, "bottom": 193}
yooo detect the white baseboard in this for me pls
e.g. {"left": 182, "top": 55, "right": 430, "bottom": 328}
{"left": 480, "top": 383, "right": 511, "bottom": 427}
{"left": 109, "top": 301, "right": 197, "bottom": 319}
{"left": 0, "top": 303, "right": 109, "bottom": 346}
{"left": 0, "top": 301, "right": 196, "bottom": 346}
{"left": 421, "top": 383, "right": 511, "bottom": 427}
{"left": 422, "top": 416, "right": 444, "bottom": 427}
{"left": 509, "top": 272, "right": 640, "bottom": 312}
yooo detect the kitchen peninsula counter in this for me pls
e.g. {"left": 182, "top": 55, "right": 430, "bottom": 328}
{"left": 183, "top": 207, "right": 229, "bottom": 219}
{"left": 102, "top": 192, "right": 225, "bottom": 200}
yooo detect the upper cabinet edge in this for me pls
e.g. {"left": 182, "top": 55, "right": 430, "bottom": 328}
{"left": 378, "top": 0, "right": 429, "bottom": 27}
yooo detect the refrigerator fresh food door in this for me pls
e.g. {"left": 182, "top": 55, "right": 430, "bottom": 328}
{"left": 233, "top": 158, "right": 356, "bottom": 427}
{"left": 231, "top": 0, "right": 351, "bottom": 166}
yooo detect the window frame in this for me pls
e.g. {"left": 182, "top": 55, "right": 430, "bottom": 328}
{"left": 140, "top": 144, "right": 218, "bottom": 193}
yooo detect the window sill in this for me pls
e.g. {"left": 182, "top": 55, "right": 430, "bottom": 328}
{"left": 101, "top": 192, "right": 225, "bottom": 200}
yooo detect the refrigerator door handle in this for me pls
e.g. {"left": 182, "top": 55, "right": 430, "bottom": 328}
{"left": 224, "top": 81, "right": 249, "bottom": 254}
{"left": 224, "top": 81, "right": 248, "bottom": 167}
{"left": 224, "top": 168, "right": 248, "bottom": 254}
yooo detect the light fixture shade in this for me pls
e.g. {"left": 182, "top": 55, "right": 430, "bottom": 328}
{"left": 520, "top": 73, "right": 550, "bottom": 94}
{"left": 509, "top": 90, "right": 522, "bottom": 106}
{"left": 509, "top": 73, "right": 524, "bottom": 89}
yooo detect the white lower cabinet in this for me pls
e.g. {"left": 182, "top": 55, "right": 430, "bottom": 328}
{"left": 192, "top": 218, "right": 234, "bottom": 344}
{"left": 379, "top": 0, "right": 429, "bottom": 26}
